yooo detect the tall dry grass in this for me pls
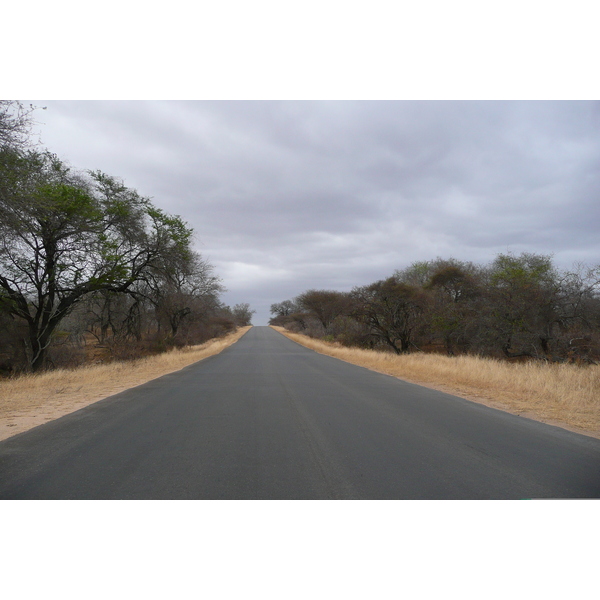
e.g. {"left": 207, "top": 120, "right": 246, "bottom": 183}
{"left": 0, "top": 326, "right": 251, "bottom": 441}
{"left": 272, "top": 326, "right": 600, "bottom": 438}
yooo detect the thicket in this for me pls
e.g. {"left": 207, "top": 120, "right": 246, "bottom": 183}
{"left": 0, "top": 101, "right": 254, "bottom": 374}
{"left": 270, "top": 255, "right": 600, "bottom": 364}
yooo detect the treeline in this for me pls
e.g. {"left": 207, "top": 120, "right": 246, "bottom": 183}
{"left": 270, "top": 254, "right": 600, "bottom": 364}
{"left": 0, "top": 101, "right": 254, "bottom": 374}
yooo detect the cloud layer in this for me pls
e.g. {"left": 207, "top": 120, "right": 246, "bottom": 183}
{"left": 29, "top": 100, "right": 600, "bottom": 324}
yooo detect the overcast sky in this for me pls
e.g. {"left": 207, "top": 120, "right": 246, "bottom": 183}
{"left": 23, "top": 100, "right": 599, "bottom": 324}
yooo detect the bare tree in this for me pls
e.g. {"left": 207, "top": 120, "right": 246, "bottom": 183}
{"left": 351, "top": 278, "right": 428, "bottom": 354}
{"left": 231, "top": 303, "right": 255, "bottom": 326}
{"left": 270, "top": 299, "right": 298, "bottom": 318}
{"left": 149, "top": 253, "right": 225, "bottom": 339}
{"left": 0, "top": 100, "right": 44, "bottom": 150}
{"left": 296, "top": 289, "right": 351, "bottom": 331}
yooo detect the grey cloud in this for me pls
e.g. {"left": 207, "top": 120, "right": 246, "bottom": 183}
{"left": 29, "top": 100, "right": 600, "bottom": 324}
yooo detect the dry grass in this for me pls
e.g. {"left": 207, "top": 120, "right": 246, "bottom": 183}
{"left": 272, "top": 326, "right": 600, "bottom": 439}
{"left": 0, "top": 326, "right": 252, "bottom": 441}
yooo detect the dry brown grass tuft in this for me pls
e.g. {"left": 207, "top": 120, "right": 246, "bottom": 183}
{"left": 271, "top": 326, "right": 600, "bottom": 439}
{"left": 0, "top": 326, "right": 252, "bottom": 441}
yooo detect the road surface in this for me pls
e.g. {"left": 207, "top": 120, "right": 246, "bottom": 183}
{"left": 1, "top": 326, "right": 599, "bottom": 499}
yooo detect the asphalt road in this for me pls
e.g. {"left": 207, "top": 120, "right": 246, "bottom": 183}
{"left": 1, "top": 326, "right": 599, "bottom": 499}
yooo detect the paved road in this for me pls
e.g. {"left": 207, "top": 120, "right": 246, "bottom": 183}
{"left": 1, "top": 326, "right": 599, "bottom": 499}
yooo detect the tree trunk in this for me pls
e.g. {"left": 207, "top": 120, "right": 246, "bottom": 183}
{"left": 30, "top": 329, "right": 52, "bottom": 372}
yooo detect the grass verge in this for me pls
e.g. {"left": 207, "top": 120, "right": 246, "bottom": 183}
{"left": 0, "top": 326, "right": 252, "bottom": 441}
{"left": 271, "top": 326, "right": 600, "bottom": 439}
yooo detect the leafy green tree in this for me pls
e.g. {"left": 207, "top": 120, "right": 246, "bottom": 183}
{"left": 424, "top": 260, "right": 482, "bottom": 355}
{"left": 486, "top": 252, "right": 560, "bottom": 359}
{"left": 394, "top": 260, "right": 436, "bottom": 287}
{"left": 0, "top": 148, "right": 195, "bottom": 371}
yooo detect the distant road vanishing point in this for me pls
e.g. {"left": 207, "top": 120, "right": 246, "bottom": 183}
{"left": 1, "top": 326, "right": 599, "bottom": 499}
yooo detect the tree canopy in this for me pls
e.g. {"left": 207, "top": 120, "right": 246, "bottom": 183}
{"left": 0, "top": 103, "right": 250, "bottom": 372}
{"left": 0, "top": 148, "right": 199, "bottom": 370}
{"left": 270, "top": 253, "right": 600, "bottom": 364}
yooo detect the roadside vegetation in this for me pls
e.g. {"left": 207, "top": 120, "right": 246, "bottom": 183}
{"left": 270, "top": 255, "right": 600, "bottom": 365}
{"left": 0, "top": 101, "right": 255, "bottom": 375}
{"left": 0, "top": 326, "right": 251, "bottom": 441}
{"left": 273, "top": 327, "right": 600, "bottom": 438}
{"left": 270, "top": 252, "right": 600, "bottom": 438}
